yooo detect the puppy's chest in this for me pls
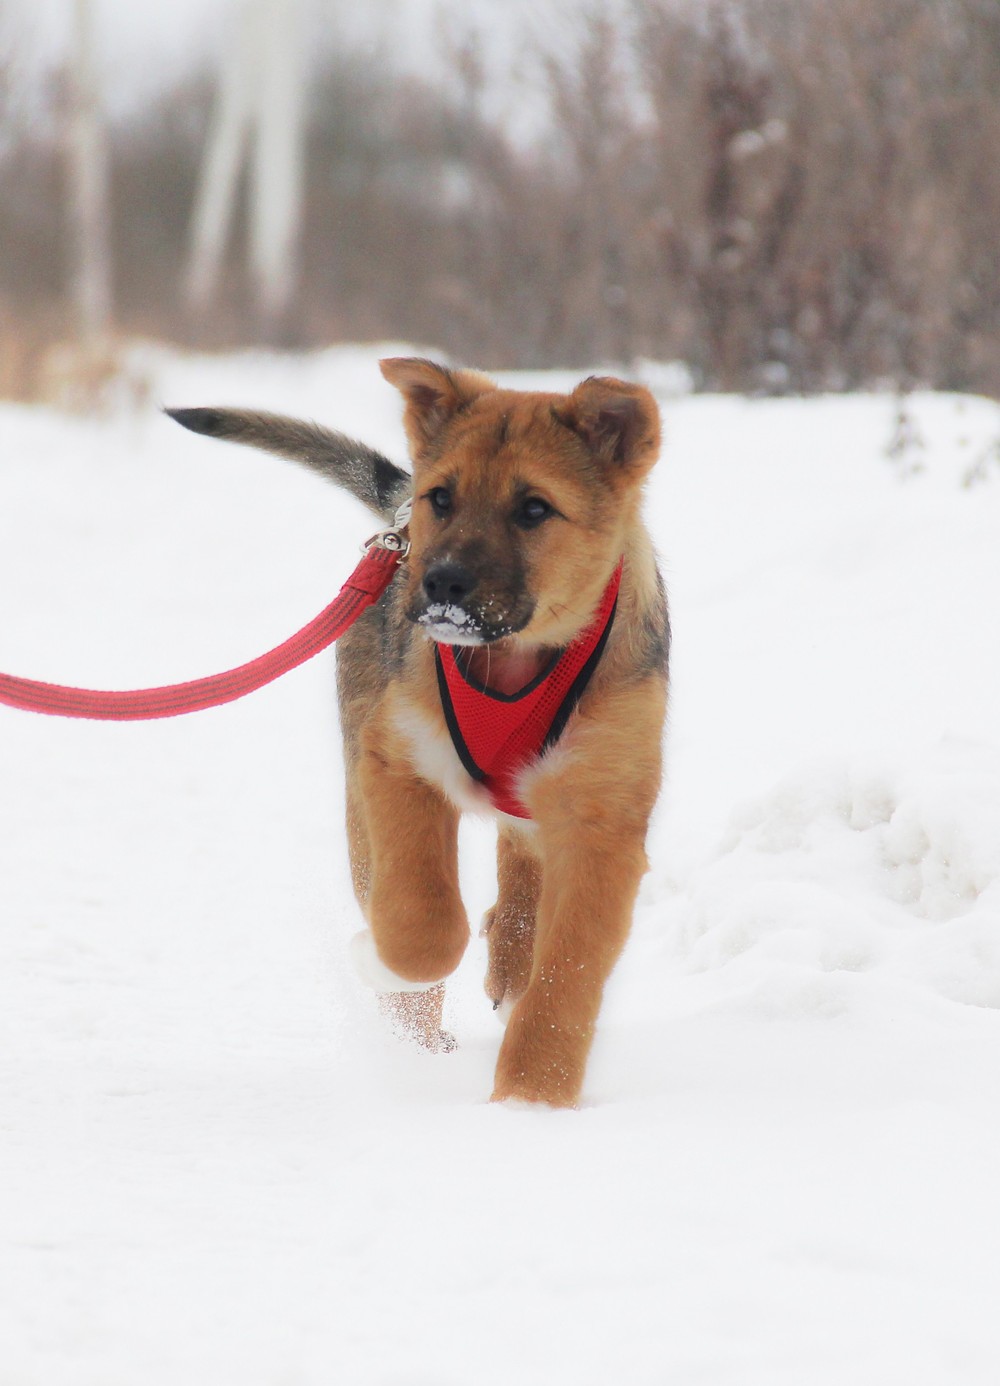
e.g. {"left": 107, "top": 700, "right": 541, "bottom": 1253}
{"left": 392, "top": 698, "right": 495, "bottom": 814}
{"left": 390, "top": 690, "right": 569, "bottom": 825}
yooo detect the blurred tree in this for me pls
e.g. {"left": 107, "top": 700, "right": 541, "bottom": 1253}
{"left": 66, "top": 0, "right": 111, "bottom": 345}
{"left": 2, "top": 0, "right": 1000, "bottom": 399}
{"left": 186, "top": 0, "right": 305, "bottom": 341}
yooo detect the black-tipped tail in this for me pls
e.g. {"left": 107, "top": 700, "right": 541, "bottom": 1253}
{"left": 165, "top": 405, "right": 411, "bottom": 521}
{"left": 164, "top": 407, "right": 231, "bottom": 438}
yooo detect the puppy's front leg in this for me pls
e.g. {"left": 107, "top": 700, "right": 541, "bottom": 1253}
{"left": 491, "top": 684, "right": 665, "bottom": 1107}
{"left": 353, "top": 718, "right": 470, "bottom": 1049}
{"left": 491, "top": 829, "right": 647, "bottom": 1105}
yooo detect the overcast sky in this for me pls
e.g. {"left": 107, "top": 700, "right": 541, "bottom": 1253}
{"left": 3, "top": 0, "right": 619, "bottom": 118}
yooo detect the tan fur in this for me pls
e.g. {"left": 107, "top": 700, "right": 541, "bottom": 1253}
{"left": 342, "top": 358, "right": 669, "bottom": 1106}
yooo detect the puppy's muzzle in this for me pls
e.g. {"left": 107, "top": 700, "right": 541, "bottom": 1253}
{"left": 409, "top": 560, "right": 532, "bottom": 645}
{"left": 414, "top": 560, "right": 482, "bottom": 643}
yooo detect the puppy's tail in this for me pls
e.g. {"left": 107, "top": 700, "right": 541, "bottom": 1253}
{"left": 165, "top": 407, "right": 411, "bottom": 522}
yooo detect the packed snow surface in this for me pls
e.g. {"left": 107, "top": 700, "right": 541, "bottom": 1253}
{"left": 2, "top": 346, "right": 1000, "bottom": 1384}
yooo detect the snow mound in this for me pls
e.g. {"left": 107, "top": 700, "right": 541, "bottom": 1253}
{"left": 659, "top": 742, "right": 1000, "bottom": 1014}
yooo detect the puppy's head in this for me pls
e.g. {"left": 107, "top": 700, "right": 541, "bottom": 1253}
{"left": 380, "top": 357, "right": 660, "bottom": 649}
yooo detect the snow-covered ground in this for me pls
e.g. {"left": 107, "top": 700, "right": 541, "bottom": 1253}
{"left": 2, "top": 345, "right": 1000, "bottom": 1385}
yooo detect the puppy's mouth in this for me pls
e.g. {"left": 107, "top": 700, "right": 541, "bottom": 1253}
{"left": 409, "top": 601, "right": 532, "bottom": 646}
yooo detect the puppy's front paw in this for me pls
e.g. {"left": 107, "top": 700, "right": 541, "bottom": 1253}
{"left": 489, "top": 1080, "right": 574, "bottom": 1110}
{"left": 490, "top": 998, "right": 586, "bottom": 1108}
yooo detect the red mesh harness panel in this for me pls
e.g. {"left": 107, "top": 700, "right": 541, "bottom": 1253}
{"left": 434, "top": 561, "right": 622, "bottom": 819}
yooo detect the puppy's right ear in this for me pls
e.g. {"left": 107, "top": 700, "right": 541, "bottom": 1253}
{"left": 379, "top": 357, "right": 495, "bottom": 457}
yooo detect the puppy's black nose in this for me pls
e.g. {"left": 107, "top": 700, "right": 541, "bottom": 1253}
{"left": 423, "top": 561, "right": 476, "bottom": 604}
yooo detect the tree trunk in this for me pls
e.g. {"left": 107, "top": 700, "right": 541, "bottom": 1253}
{"left": 67, "top": 0, "right": 112, "bottom": 344}
{"left": 185, "top": 0, "right": 305, "bottom": 338}
{"left": 250, "top": 0, "right": 305, "bottom": 339}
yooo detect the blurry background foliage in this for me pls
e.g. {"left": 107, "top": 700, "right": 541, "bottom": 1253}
{"left": 1, "top": 0, "right": 999, "bottom": 401}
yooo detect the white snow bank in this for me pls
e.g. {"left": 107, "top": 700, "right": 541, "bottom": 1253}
{"left": 650, "top": 746, "right": 1000, "bottom": 1007}
{"left": 2, "top": 346, "right": 1000, "bottom": 1385}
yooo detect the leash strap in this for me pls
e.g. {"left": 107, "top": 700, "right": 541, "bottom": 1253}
{"left": 0, "top": 543, "right": 402, "bottom": 722}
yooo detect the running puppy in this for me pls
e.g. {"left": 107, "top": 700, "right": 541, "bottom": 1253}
{"left": 168, "top": 359, "right": 668, "bottom": 1107}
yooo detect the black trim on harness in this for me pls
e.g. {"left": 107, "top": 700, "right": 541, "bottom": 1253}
{"left": 541, "top": 596, "right": 618, "bottom": 752}
{"left": 435, "top": 648, "right": 487, "bottom": 783}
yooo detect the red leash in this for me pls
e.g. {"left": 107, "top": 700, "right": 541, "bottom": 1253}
{"left": 0, "top": 539, "right": 404, "bottom": 722}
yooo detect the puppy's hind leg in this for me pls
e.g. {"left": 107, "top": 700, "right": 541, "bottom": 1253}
{"left": 482, "top": 829, "right": 541, "bottom": 1020}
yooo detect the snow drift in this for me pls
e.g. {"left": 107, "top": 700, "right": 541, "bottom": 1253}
{"left": 2, "top": 347, "right": 999, "bottom": 1384}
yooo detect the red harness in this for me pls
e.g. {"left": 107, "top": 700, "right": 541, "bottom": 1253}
{"left": 434, "top": 562, "right": 622, "bottom": 818}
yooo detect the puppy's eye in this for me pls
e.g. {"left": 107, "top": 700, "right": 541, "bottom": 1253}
{"left": 427, "top": 487, "right": 452, "bottom": 518}
{"left": 516, "top": 496, "right": 554, "bottom": 529}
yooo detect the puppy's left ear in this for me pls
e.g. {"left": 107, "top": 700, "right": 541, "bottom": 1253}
{"left": 380, "top": 357, "right": 496, "bottom": 457}
{"left": 562, "top": 376, "right": 661, "bottom": 477}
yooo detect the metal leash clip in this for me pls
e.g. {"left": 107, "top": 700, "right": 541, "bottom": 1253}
{"left": 363, "top": 497, "right": 413, "bottom": 558}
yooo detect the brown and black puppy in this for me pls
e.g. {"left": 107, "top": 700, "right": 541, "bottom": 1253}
{"left": 169, "top": 358, "right": 668, "bottom": 1107}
